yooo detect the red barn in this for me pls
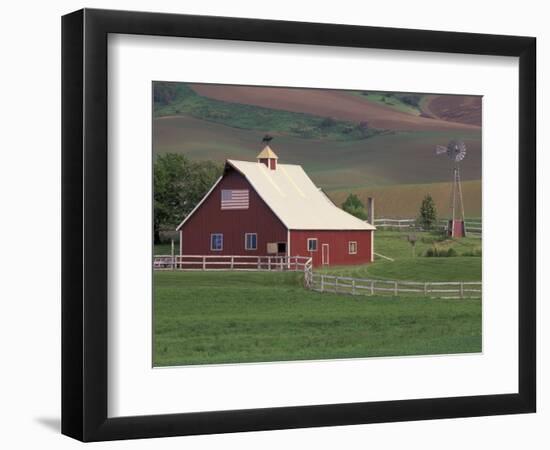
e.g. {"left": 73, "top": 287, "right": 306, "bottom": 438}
{"left": 176, "top": 146, "right": 375, "bottom": 267}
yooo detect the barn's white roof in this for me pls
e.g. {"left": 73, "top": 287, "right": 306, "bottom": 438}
{"left": 226, "top": 160, "right": 375, "bottom": 230}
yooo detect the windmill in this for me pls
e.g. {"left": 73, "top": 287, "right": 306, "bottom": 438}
{"left": 436, "top": 139, "right": 467, "bottom": 238}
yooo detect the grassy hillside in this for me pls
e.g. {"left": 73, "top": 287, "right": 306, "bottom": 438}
{"left": 348, "top": 91, "right": 423, "bottom": 115}
{"left": 154, "top": 271, "right": 481, "bottom": 366}
{"left": 154, "top": 82, "right": 383, "bottom": 141}
{"left": 153, "top": 81, "right": 482, "bottom": 213}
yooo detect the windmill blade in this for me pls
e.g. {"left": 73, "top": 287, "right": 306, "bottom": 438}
{"left": 435, "top": 145, "right": 448, "bottom": 155}
{"left": 455, "top": 149, "right": 466, "bottom": 162}
{"left": 450, "top": 140, "right": 467, "bottom": 162}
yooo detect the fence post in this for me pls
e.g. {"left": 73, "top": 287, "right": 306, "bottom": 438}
{"left": 202, "top": 256, "right": 206, "bottom": 270}
{"left": 370, "top": 280, "right": 374, "bottom": 295}
{"left": 335, "top": 276, "right": 339, "bottom": 293}
{"left": 424, "top": 282, "right": 427, "bottom": 295}
{"left": 170, "top": 240, "right": 175, "bottom": 270}
{"left": 231, "top": 256, "right": 234, "bottom": 270}
{"left": 352, "top": 279, "right": 355, "bottom": 295}
{"left": 394, "top": 281, "right": 398, "bottom": 296}
{"left": 460, "top": 282, "right": 464, "bottom": 299}
{"left": 268, "top": 257, "right": 271, "bottom": 271}
{"left": 321, "top": 275, "right": 324, "bottom": 292}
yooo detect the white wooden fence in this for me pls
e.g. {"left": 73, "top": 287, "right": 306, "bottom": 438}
{"left": 310, "top": 273, "right": 481, "bottom": 299}
{"left": 154, "top": 254, "right": 312, "bottom": 273}
{"left": 153, "top": 254, "right": 478, "bottom": 298}
{"left": 374, "top": 218, "right": 417, "bottom": 229}
{"left": 374, "top": 217, "right": 482, "bottom": 237}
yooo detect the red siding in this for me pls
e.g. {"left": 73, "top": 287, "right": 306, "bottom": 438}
{"left": 179, "top": 169, "right": 287, "bottom": 255}
{"left": 258, "top": 158, "right": 277, "bottom": 170}
{"left": 290, "top": 230, "right": 373, "bottom": 267}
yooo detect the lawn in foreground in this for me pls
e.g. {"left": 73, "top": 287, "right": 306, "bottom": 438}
{"left": 154, "top": 271, "right": 481, "bottom": 367}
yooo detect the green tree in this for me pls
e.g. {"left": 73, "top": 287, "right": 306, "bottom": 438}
{"left": 419, "top": 194, "right": 437, "bottom": 230}
{"left": 342, "top": 193, "right": 368, "bottom": 220}
{"left": 154, "top": 153, "right": 222, "bottom": 244}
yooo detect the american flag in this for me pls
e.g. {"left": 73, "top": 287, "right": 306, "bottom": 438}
{"left": 221, "top": 189, "right": 249, "bottom": 210}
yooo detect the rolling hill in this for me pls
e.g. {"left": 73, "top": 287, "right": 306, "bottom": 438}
{"left": 153, "top": 82, "right": 482, "bottom": 217}
{"left": 189, "top": 83, "right": 480, "bottom": 132}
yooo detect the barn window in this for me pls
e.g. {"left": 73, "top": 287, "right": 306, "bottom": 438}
{"left": 245, "top": 233, "right": 257, "bottom": 250}
{"left": 307, "top": 238, "right": 318, "bottom": 252}
{"left": 210, "top": 233, "right": 223, "bottom": 251}
{"left": 348, "top": 241, "right": 358, "bottom": 254}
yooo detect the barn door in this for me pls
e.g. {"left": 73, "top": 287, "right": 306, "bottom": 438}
{"left": 322, "top": 244, "right": 329, "bottom": 265}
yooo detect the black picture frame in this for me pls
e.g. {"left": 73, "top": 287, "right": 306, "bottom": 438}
{"left": 61, "top": 8, "right": 536, "bottom": 442}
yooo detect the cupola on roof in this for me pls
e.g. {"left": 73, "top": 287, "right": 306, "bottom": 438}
{"left": 256, "top": 145, "right": 279, "bottom": 160}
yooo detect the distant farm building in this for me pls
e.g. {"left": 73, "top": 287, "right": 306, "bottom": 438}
{"left": 176, "top": 147, "right": 375, "bottom": 267}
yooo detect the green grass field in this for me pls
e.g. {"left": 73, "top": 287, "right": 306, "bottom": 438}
{"left": 323, "top": 258, "right": 481, "bottom": 282}
{"left": 318, "top": 230, "right": 481, "bottom": 281}
{"left": 154, "top": 271, "right": 481, "bottom": 366}
{"left": 374, "top": 230, "right": 481, "bottom": 259}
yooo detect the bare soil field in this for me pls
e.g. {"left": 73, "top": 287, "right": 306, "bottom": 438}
{"left": 329, "top": 180, "right": 482, "bottom": 218}
{"left": 421, "top": 95, "right": 482, "bottom": 127}
{"left": 154, "top": 115, "right": 481, "bottom": 191}
{"left": 190, "top": 84, "right": 480, "bottom": 132}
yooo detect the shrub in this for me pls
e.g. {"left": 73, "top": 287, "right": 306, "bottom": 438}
{"left": 342, "top": 193, "right": 368, "bottom": 220}
{"left": 425, "top": 246, "right": 458, "bottom": 257}
{"left": 425, "top": 247, "right": 437, "bottom": 257}
{"left": 446, "top": 248, "right": 457, "bottom": 257}
{"left": 462, "top": 248, "right": 482, "bottom": 257}
{"left": 320, "top": 117, "right": 336, "bottom": 129}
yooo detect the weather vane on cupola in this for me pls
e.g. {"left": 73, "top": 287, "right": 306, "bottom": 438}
{"left": 258, "top": 135, "right": 278, "bottom": 170}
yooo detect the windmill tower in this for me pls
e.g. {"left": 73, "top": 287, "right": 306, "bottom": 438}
{"left": 436, "top": 140, "right": 467, "bottom": 238}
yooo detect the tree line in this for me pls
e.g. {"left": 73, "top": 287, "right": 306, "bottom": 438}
{"left": 154, "top": 153, "right": 223, "bottom": 244}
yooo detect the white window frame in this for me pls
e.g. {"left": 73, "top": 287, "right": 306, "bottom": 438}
{"left": 244, "top": 233, "right": 257, "bottom": 250}
{"left": 348, "top": 241, "right": 358, "bottom": 255}
{"left": 307, "top": 238, "right": 318, "bottom": 252}
{"left": 210, "top": 233, "right": 223, "bottom": 251}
